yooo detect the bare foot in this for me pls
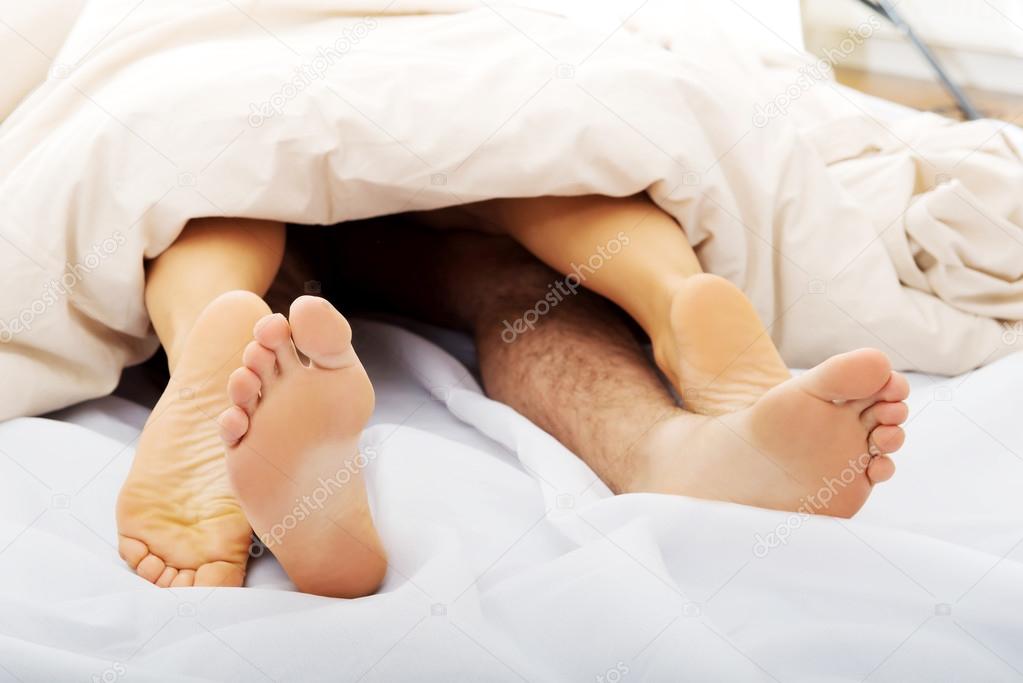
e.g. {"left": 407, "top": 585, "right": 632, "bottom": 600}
{"left": 652, "top": 274, "right": 791, "bottom": 416}
{"left": 217, "top": 296, "right": 386, "bottom": 598}
{"left": 629, "top": 348, "right": 909, "bottom": 518}
{"left": 116, "top": 291, "right": 269, "bottom": 587}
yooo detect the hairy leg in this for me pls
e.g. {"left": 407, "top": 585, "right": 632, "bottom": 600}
{"left": 318, "top": 221, "right": 672, "bottom": 491}
{"left": 116, "top": 217, "right": 284, "bottom": 587}
{"left": 419, "top": 195, "right": 791, "bottom": 415}
{"left": 323, "top": 223, "right": 905, "bottom": 515}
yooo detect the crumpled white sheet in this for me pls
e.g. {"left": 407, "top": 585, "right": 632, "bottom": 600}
{"left": 1, "top": 320, "right": 1022, "bottom": 682}
{"left": 1, "top": 0, "right": 1022, "bottom": 421}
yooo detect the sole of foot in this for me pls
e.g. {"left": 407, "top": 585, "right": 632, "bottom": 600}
{"left": 653, "top": 273, "right": 792, "bottom": 416}
{"left": 218, "top": 296, "right": 387, "bottom": 599}
{"left": 116, "top": 290, "right": 269, "bottom": 587}
{"left": 630, "top": 348, "right": 909, "bottom": 518}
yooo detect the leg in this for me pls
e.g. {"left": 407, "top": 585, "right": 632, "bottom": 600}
{"left": 325, "top": 223, "right": 906, "bottom": 516}
{"left": 144, "top": 217, "right": 286, "bottom": 369}
{"left": 423, "top": 195, "right": 791, "bottom": 416}
{"left": 315, "top": 221, "right": 674, "bottom": 491}
{"left": 116, "top": 217, "right": 284, "bottom": 587}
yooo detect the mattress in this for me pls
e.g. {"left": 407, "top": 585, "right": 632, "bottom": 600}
{"left": 2, "top": 318, "right": 1022, "bottom": 682}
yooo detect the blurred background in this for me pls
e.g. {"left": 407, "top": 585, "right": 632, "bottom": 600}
{"left": 801, "top": 0, "right": 1023, "bottom": 120}
{"left": 2, "top": 0, "right": 1021, "bottom": 123}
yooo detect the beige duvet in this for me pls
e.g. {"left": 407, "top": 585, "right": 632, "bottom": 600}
{"left": 0, "top": 0, "right": 1021, "bottom": 420}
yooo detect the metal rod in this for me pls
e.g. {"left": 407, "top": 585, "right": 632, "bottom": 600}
{"left": 854, "top": 0, "right": 984, "bottom": 119}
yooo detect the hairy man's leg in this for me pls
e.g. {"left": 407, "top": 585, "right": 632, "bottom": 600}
{"left": 308, "top": 222, "right": 673, "bottom": 492}
{"left": 317, "top": 221, "right": 905, "bottom": 516}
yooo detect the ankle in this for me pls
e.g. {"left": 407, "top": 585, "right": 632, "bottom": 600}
{"left": 634, "top": 273, "right": 697, "bottom": 337}
{"left": 153, "top": 290, "right": 269, "bottom": 373}
{"left": 619, "top": 408, "right": 700, "bottom": 493}
{"left": 158, "top": 323, "right": 189, "bottom": 373}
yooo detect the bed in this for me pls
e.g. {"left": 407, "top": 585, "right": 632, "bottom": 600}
{"left": 3, "top": 2, "right": 1023, "bottom": 681}
{"left": 4, "top": 318, "right": 1023, "bottom": 681}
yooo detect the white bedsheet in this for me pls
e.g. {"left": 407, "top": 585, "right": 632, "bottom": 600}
{"left": 1, "top": 320, "right": 1022, "bottom": 682}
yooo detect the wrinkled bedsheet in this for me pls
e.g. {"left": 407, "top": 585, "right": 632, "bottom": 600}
{"left": 2, "top": 320, "right": 1022, "bottom": 681}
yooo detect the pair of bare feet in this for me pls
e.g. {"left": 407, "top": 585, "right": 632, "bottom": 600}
{"left": 116, "top": 275, "right": 908, "bottom": 594}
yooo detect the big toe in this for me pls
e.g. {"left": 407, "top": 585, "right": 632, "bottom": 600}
{"left": 288, "top": 296, "right": 357, "bottom": 369}
{"left": 799, "top": 348, "right": 893, "bottom": 402}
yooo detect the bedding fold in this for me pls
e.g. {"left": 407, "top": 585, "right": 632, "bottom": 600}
{"left": 1, "top": 0, "right": 1021, "bottom": 419}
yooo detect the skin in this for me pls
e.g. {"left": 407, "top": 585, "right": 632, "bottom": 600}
{"left": 415, "top": 194, "right": 793, "bottom": 415}
{"left": 318, "top": 221, "right": 903, "bottom": 504}
{"left": 115, "top": 198, "right": 906, "bottom": 594}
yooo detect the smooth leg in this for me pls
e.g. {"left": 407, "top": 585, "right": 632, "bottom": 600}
{"left": 483, "top": 194, "right": 702, "bottom": 331}
{"left": 116, "top": 217, "right": 285, "bottom": 587}
{"left": 422, "top": 195, "right": 792, "bottom": 415}
{"left": 145, "top": 217, "right": 285, "bottom": 368}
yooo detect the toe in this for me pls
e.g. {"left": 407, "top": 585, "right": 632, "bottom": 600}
{"left": 218, "top": 406, "right": 249, "bottom": 446}
{"left": 799, "top": 348, "right": 893, "bottom": 402}
{"left": 156, "top": 566, "right": 178, "bottom": 588}
{"left": 118, "top": 536, "right": 148, "bottom": 568}
{"left": 874, "top": 371, "right": 910, "bottom": 403}
{"left": 136, "top": 553, "right": 166, "bottom": 583}
{"left": 171, "top": 569, "right": 196, "bottom": 587}
{"left": 870, "top": 425, "right": 905, "bottom": 454}
{"left": 867, "top": 455, "right": 896, "bottom": 484}
{"left": 860, "top": 401, "right": 909, "bottom": 431}
{"left": 243, "top": 340, "right": 277, "bottom": 385}
{"left": 254, "top": 313, "right": 300, "bottom": 371}
{"left": 288, "top": 296, "right": 357, "bottom": 369}
{"left": 194, "top": 561, "right": 245, "bottom": 587}
{"left": 227, "top": 366, "right": 261, "bottom": 414}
